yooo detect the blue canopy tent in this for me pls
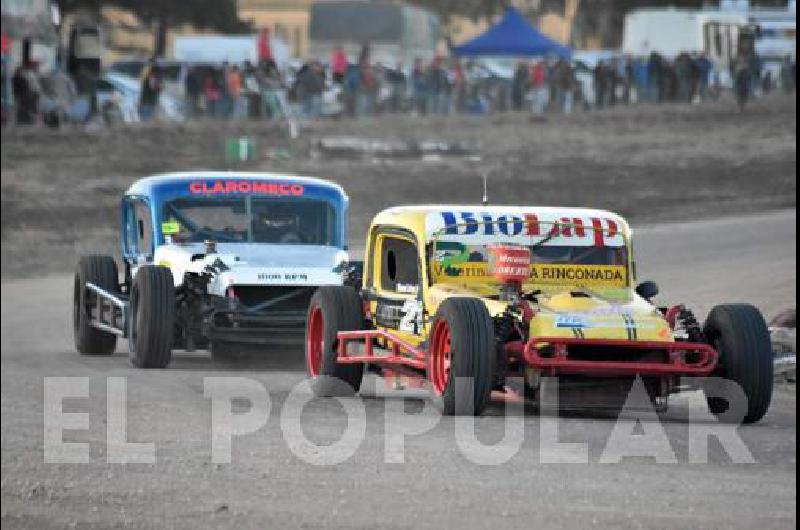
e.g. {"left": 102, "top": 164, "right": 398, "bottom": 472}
{"left": 452, "top": 7, "right": 572, "bottom": 58}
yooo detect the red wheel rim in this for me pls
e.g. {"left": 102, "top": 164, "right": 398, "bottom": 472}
{"left": 430, "top": 319, "right": 452, "bottom": 395}
{"left": 307, "top": 305, "right": 324, "bottom": 377}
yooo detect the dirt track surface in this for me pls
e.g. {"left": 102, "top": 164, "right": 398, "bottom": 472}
{"left": 1, "top": 95, "right": 796, "bottom": 278}
{"left": 1, "top": 210, "right": 795, "bottom": 529}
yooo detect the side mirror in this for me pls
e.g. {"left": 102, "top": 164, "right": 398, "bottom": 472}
{"left": 636, "top": 280, "right": 659, "bottom": 300}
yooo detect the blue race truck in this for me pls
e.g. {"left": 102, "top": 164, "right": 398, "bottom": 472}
{"left": 73, "top": 172, "right": 358, "bottom": 367}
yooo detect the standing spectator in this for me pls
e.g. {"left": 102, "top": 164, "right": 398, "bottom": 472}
{"left": 594, "top": 60, "right": 607, "bottom": 109}
{"left": 555, "top": 58, "right": 575, "bottom": 114}
{"left": 675, "top": 52, "right": 692, "bottom": 102}
{"left": 257, "top": 28, "right": 275, "bottom": 71}
{"left": 647, "top": 52, "right": 664, "bottom": 102}
{"left": 511, "top": 61, "right": 529, "bottom": 111}
{"left": 225, "top": 65, "right": 247, "bottom": 119}
{"left": 308, "top": 61, "right": 325, "bottom": 117}
{"left": 331, "top": 45, "right": 348, "bottom": 85}
{"left": 296, "top": 60, "right": 325, "bottom": 118}
{"left": 359, "top": 61, "right": 379, "bottom": 116}
{"left": 219, "top": 61, "right": 232, "bottom": 117}
{"left": 358, "top": 43, "right": 370, "bottom": 66}
{"left": 450, "top": 60, "right": 466, "bottom": 113}
{"left": 695, "top": 53, "right": 713, "bottom": 101}
{"left": 12, "top": 62, "right": 41, "bottom": 124}
{"left": 663, "top": 60, "right": 678, "bottom": 101}
{"left": 622, "top": 55, "right": 634, "bottom": 104}
{"left": 139, "top": 63, "right": 161, "bottom": 121}
{"left": 426, "top": 56, "right": 449, "bottom": 115}
{"left": 734, "top": 54, "right": 752, "bottom": 111}
{"left": 243, "top": 61, "right": 261, "bottom": 118}
{"left": 530, "top": 59, "right": 548, "bottom": 114}
{"left": 780, "top": 55, "right": 795, "bottom": 93}
{"left": 606, "top": 58, "right": 619, "bottom": 106}
{"left": 411, "top": 58, "right": 427, "bottom": 115}
{"left": 1, "top": 31, "right": 12, "bottom": 125}
{"left": 259, "top": 61, "right": 283, "bottom": 119}
{"left": 687, "top": 53, "right": 701, "bottom": 103}
{"left": 762, "top": 70, "right": 773, "bottom": 95}
{"left": 386, "top": 62, "right": 407, "bottom": 112}
{"left": 342, "top": 63, "right": 360, "bottom": 117}
{"left": 203, "top": 71, "right": 222, "bottom": 118}
{"left": 185, "top": 66, "right": 202, "bottom": 117}
{"left": 631, "top": 56, "right": 648, "bottom": 102}
{"left": 226, "top": 64, "right": 244, "bottom": 119}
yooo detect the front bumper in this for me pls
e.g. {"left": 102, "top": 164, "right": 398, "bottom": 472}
{"left": 521, "top": 336, "right": 719, "bottom": 377}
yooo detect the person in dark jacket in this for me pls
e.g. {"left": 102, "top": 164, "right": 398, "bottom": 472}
{"left": 12, "top": 61, "right": 41, "bottom": 124}
{"left": 139, "top": 63, "right": 161, "bottom": 120}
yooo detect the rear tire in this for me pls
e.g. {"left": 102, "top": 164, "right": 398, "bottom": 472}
{"left": 428, "top": 298, "right": 495, "bottom": 415}
{"left": 704, "top": 304, "right": 773, "bottom": 423}
{"left": 73, "top": 255, "right": 119, "bottom": 355}
{"left": 129, "top": 266, "right": 175, "bottom": 369}
{"left": 305, "top": 286, "right": 364, "bottom": 396}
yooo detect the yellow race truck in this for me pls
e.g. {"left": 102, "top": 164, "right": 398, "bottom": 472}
{"left": 304, "top": 206, "right": 773, "bottom": 422}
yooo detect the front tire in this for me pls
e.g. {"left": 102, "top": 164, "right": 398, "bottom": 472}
{"left": 73, "top": 255, "right": 119, "bottom": 355}
{"left": 128, "top": 266, "right": 175, "bottom": 368}
{"left": 305, "top": 286, "right": 364, "bottom": 396}
{"left": 428, "top": 298, "right": 495, "bottom": 416}
{"left": 704, "top": 304, "right": 773, "bottom": 423}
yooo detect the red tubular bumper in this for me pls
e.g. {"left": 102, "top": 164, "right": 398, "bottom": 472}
{"left": 522, "top": 337, "right": 719, "bottom": 377}
{"left": 336, "top": 329, "right": 428, "bottom": 371}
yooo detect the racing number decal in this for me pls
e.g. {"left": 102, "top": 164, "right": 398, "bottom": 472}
{"left": 375, "top": 297, "right": 423, "bottom": 335}
{"left": 398, "top": 299, "right": 423, "bottom": 334}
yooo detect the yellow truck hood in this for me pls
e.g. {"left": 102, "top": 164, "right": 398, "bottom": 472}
{"left": 427, "top": 284, "right": 673, "bottom": 342}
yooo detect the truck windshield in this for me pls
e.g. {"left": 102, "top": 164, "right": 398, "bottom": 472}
{"left": 162, "top": 197, "right": 339, "bottom": 246}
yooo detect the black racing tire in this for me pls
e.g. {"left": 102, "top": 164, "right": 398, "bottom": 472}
{"left": 305, "top": 286, "right": 364, "bottom": 396}
{"left": 128, "top": 266, "right": 175, "bottom": 369}
{"left": 73, "top": 255, "right": 119, "bottom": 355}
{"left": 704, "top": 304, "right": 773, "bottom": 424}
{"left": 428, "top": 298, "right": 495, "bottom": 416}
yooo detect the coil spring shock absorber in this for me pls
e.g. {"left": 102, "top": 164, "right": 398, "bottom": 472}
{"left": 493, "top": 312, "right": 516, "bottom": 388}
{"left": 676, "top": 306, "right": 704, "bottom": 343}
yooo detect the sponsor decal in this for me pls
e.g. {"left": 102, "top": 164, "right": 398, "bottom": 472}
{"left": 189, "top": 180, "right": 305, "bottom": 196}
{"left": 487, "top": 244, "right": 531, "bottom": 282}
{"left": 556, "top": 315, "right": 589, "bottom": 328}
{"left": 555, "top": 313, "right": 658, "bottom": 332}
{"left": 429, "top": 211, "right": 624, "bottom": 248}
{"left": 257, "top": 272, "right": 310, "bottom": 282}
{"left": 433, "top": 262, "right": 627, "bottom": 288}
{"left": 161, "top": 220, "right": 180, "bottom": 235}
{"left": 530, "top": 264, "right": 627, "bottom": 287}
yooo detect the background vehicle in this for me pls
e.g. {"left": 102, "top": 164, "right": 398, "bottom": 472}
{"left": 308, "top": 1, "right": 440, "bottom": 65}
{"left": 306, "top": 205, "right": 773, "bottom": 422}
{"left": 73, "top": 172, "right": 357, "bottom": 367}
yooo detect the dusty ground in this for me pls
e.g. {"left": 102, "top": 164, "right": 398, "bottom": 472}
{"left": 1, "top": 96, "right": 796, "bottom": 529}
{"left": 1, "top": 95, "right": 796, "bottom": 278}
{"left": 0, "top": 211, "right": 796, "bottom": 529}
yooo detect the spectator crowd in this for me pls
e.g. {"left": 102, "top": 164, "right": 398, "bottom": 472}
{"left": 2, "top": 39, "right": 796, "bottom": 127}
